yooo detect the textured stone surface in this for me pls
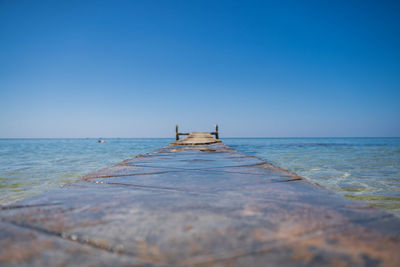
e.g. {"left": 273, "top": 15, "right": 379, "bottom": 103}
{"left": 0, "top": 135, "right": 399, "bottom": 266}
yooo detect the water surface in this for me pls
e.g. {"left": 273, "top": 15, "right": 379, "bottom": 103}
{"left": 1, "top": 138, "right": 399, "bottom": 217}
{"left": 225, "top": 138, "right": 400, "bottom": 216}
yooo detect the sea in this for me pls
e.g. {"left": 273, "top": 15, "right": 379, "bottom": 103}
{"left": 0, "top": 138, "right": 399, "bottom": 218}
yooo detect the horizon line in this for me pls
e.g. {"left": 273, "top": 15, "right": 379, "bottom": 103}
{"left": 0, "top": 136, "right": 399, "bottom": 139}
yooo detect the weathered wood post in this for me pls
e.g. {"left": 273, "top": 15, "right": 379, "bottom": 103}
{"left": 175, "top": 125, "right": 179, "bottom": 140}
{"left": 215, "top": 124, "right": 219, "bottom": 139}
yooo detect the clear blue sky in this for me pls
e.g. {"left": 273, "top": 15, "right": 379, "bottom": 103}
{"left": 1, "top": 0, "right": 399, "bottom": 138}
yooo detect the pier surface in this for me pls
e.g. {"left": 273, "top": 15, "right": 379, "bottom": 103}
{"left": 1, "top": 133, "right": 399, "bottom": 266}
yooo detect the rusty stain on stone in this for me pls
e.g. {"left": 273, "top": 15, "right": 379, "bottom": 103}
{"left": 0, "top": 239, "right": 54, "bottom": 263}
{"left": 184, "top": 225, "right": 193, "bottom": 231}
{"left": 0, "top": 132, "right": 399, "bottom": 266}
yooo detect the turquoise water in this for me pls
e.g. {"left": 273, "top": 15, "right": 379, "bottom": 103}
{"left": 1, "top": 138, "right": 399, "bottom": 217}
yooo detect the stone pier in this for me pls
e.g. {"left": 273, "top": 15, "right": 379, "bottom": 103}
{"left": 0, "top": 133, "right": 399, "bottom": 266}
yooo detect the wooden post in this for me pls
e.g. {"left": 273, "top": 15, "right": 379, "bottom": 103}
{"left": 176, "top": 125, "right": 218, "bottom": 140}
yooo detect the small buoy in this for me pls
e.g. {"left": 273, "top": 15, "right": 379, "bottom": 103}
{"left": 98, "top": 140, "right": 106, "bottom": 143}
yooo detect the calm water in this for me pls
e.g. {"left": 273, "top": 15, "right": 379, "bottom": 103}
{"left": 1, "top": 138, "right": 399, "bottom": 217}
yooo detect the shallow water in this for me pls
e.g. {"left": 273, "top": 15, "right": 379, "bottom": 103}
{"left": 0, "top": 138, "right": 171, "bottom": 204}
{"left": 0, "top": 138, "right": 399, "bottom": 217}
{"left": 225, "top": 138, "right": 400, "bottom": 217}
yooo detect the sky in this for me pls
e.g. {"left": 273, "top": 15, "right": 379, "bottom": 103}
{"left": 0, "top": 0, "right": 399, "bottom": 138}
